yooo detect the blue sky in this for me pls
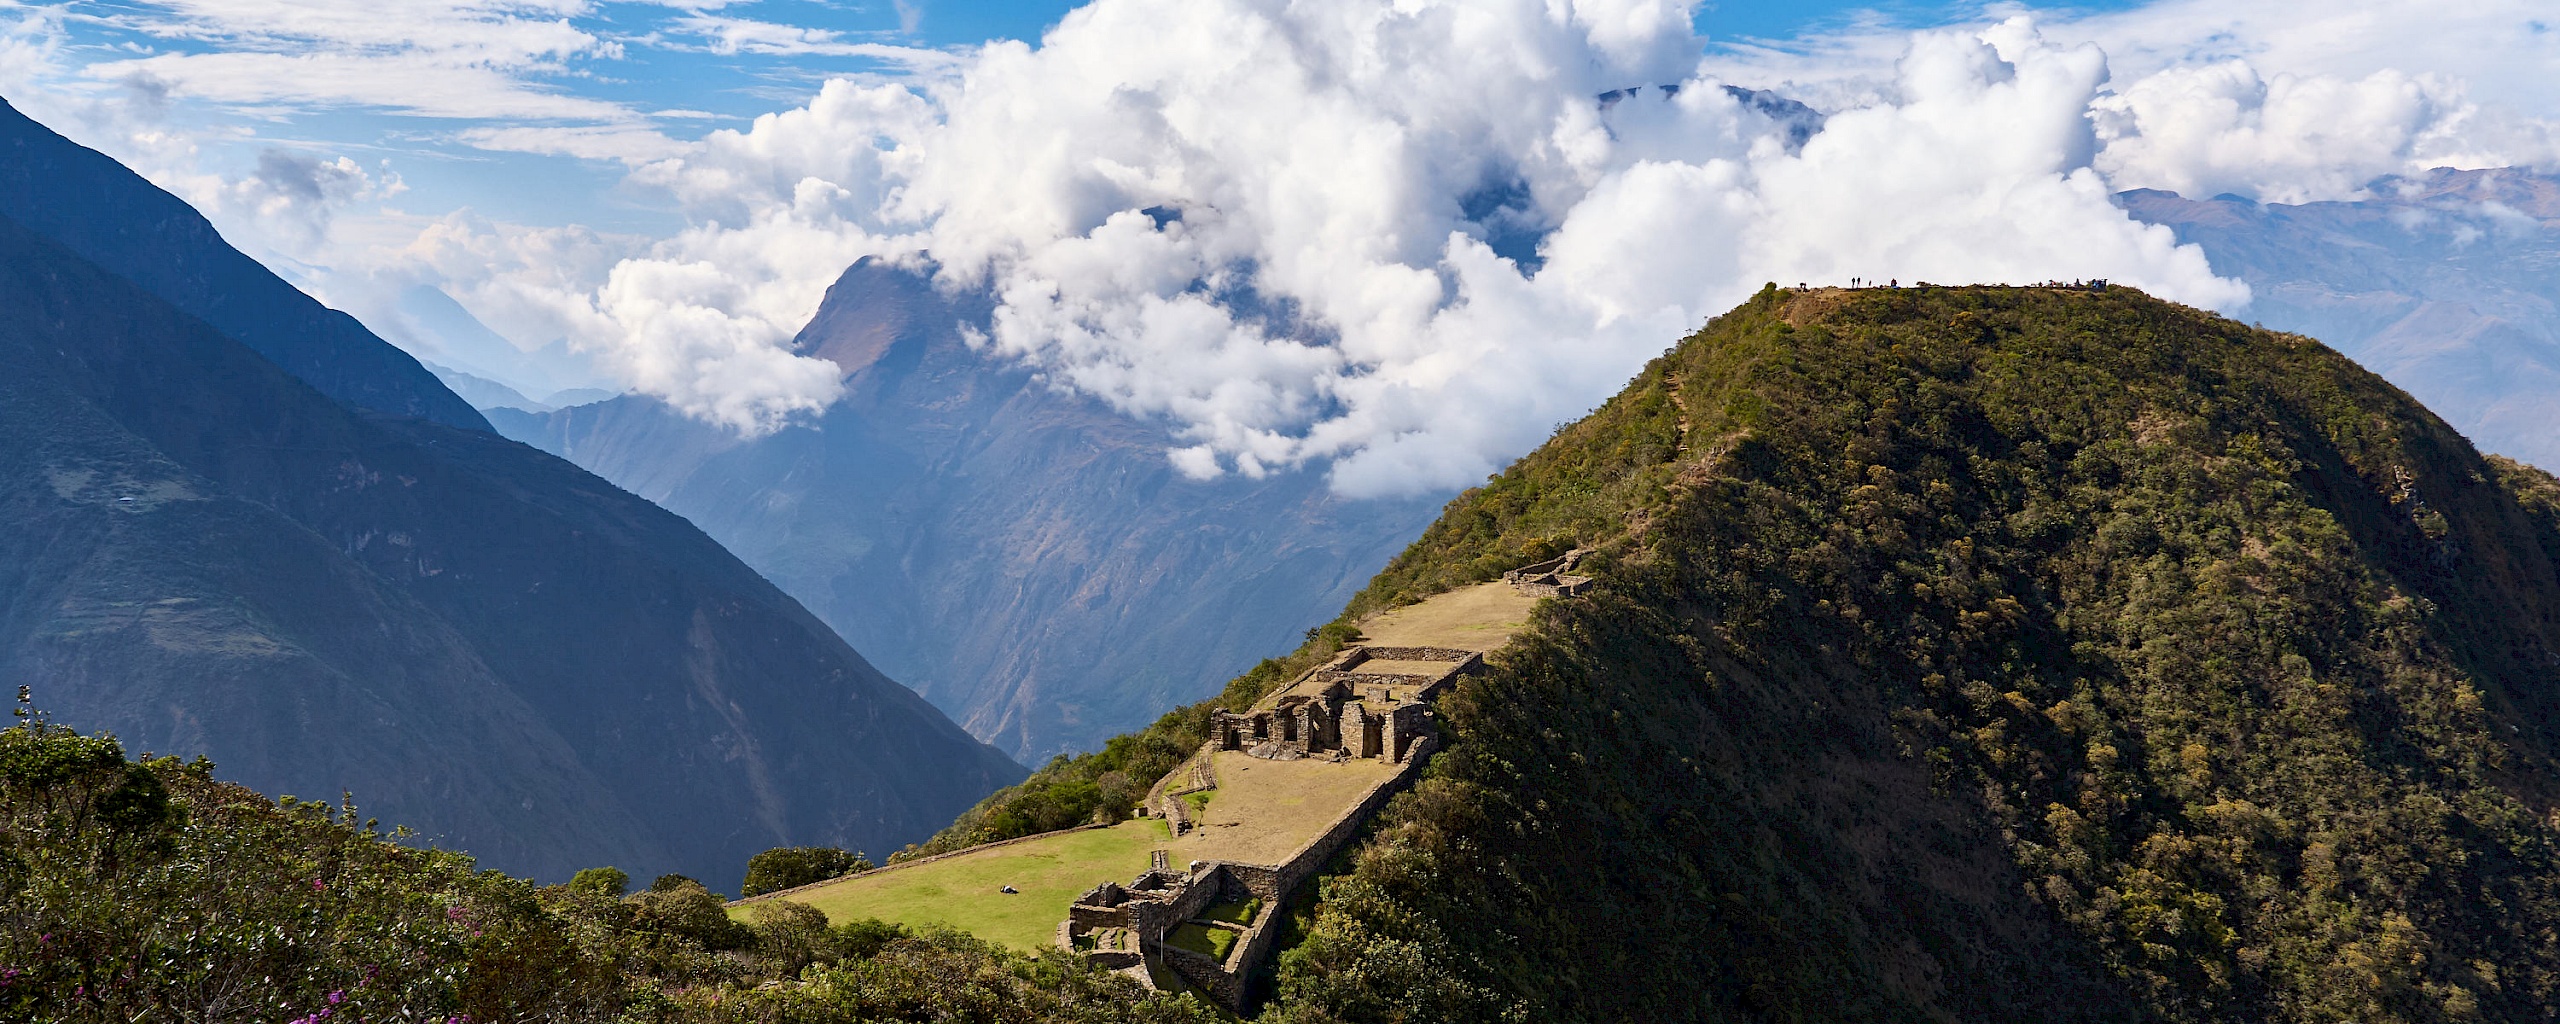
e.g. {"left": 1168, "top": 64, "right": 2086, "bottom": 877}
{"left": 922, "top": 0, "right": 2145, "bottom": 47}
{"left": 10, "top": 0, "right": 2143, "bottom": 235}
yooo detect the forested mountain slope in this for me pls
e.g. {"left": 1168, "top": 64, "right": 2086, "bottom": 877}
{"left": 1235, "top": 284, "right": 2560, "bottom": 1022}
{"left": 493, "top": 258, "right": 1438, "bottom": 761}
{"left": 0, "top": 207, "right": 1019, "bottom": 886}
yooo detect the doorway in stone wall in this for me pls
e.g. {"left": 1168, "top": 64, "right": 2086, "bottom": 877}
{"left": 1361, "top": 717, "right": 1383, "bottom": 758}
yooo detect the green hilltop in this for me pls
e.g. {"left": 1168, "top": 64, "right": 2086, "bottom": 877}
{"left": 877, "top": 282, "right": 2560, "bottom": 1022}
{"left": 1267, "top": 283, "right": 2560, "bottom": 1022}
{"left": 22, "top": 283, "right": 2560, "bottom": 1023}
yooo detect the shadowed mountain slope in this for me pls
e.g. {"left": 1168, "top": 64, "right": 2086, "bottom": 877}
{"left": 0, "top": 208, "right": 1020, "bottom": 887}
{"left": 493, "top": 258, "right": 1440, "bottom": 761}
{"left": 0, "top": 97, "right": 486, "bottom": 432}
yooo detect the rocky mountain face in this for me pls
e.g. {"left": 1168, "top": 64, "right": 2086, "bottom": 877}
{"left": 1260, "top": 285, "right": 2560, "bottom": 1022}
{"left": 2125, "top": 168, "right": 2560, "bottom": 470}
{"left": 492, "top": 259, "right": 1441, "bottom": 761}
{"left": 0, "top": 112, "right": 1021, "bottom": 888}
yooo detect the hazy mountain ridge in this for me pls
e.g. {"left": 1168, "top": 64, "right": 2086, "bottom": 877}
{"left": 0, "top": 98, "right": 487, "bottom": 433}
{"left": 2125, "top": 167, "right": 2560, "bottom": 470}
{"left": 496, "top": 259, "right": 1441, "bottom": 761}
{"left": 0, "top": 119, "right": 1023, "bottom": 886}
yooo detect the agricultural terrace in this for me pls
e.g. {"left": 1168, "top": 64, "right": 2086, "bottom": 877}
{"left": 1172, "top": 751, "right": 1402, "bottom": 865}
{"left": 744, "top": 581, "right": 1552, "bottom": 968}
{"left": 1352, "top": 581, "right": 1539, "bottom": 648}
{"left": 736, "top": 818, "right": 1171, "bottom": 952}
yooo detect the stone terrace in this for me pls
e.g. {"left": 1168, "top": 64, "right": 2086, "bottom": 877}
{"left": 1063, "top": 562, "right": 1584, "bottom": 1008}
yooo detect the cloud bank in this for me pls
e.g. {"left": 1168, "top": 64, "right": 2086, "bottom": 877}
{"left": 551, "top": 0, "right": 2537, "bottom": 495}
{"left": 17, "top": 0, "right": 2558, "bottom": 496}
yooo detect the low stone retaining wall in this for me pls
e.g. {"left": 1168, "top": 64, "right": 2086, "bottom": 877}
{"left": 1220, "top": 899, "right": 1287, "bottom": 999}
{"left": 1359, "top": 646, "right": 1481, "bottom": 665}
{"left": 1148, "top": 751, "right": 1217, "bottom": 834}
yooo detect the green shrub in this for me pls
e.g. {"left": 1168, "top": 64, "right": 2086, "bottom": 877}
{"left": 569, "top": 865, "right": 629, "bottom": 898}
{"left": 742, "top": 846, "right": 872, "bottom": 897}
{"left": 0, "top": 707, "right": 1220, "bottom": 1022}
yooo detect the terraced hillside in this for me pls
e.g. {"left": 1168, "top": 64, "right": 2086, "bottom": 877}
{"left": 738, "top": 580, "right": 1550, "bottom": 1005}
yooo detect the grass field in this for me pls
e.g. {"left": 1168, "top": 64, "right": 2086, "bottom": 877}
{"left": 1167, "top": 921, "right": 1238, "bottom": 960}
{"left": 1173, "top": 751, "right": 1400, "bottom": 864}
{"left": 1199, "top": 898, "right": 1259, "bottom": 925}
{"left": 1354, "top": 581, "right": 1539, "bottom": 649}
{"left": 737, "top": 819, "right": 1172, "bottom": 952}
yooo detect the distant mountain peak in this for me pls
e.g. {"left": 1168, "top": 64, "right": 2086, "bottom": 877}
{"left": 794, "top": 255, "right": 968, "bottom": 383}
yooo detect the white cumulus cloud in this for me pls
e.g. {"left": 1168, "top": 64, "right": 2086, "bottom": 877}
{"left": 550, "top": 1, "right": 2276, "bottom": 493}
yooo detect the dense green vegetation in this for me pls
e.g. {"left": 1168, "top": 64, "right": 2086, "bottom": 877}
{"left": 0, "top": 703, "right": 1217, "bottom": 1023}
{"left": 1266, "top": 285, "right": 2560, "bottom": 1022}
{"left": 912, "top": 285, "right": 2560, "bottom": 1023}
{"left": 742, "top": 847, "right": 875, "bottom": 898}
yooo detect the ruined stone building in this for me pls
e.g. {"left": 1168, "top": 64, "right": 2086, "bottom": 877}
{"left": 1061, "top": 554, "right": 1590, "bottom": 1009}
{"left": 1503, "top": 548, "right": 1593, "bottom": 596}
{"left": 1209, "top": 645, "right": 1480, "bottom": 764}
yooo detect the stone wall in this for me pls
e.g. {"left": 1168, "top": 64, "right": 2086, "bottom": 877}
{"left": 1359, "top": 646, "right": 1481, "bottom": 666}
{"left": 1221, "top": 900, "right": 1288, "bottom": 1002}
{"left": 1382, "top": 702, "right": 1435, "bottom": 763}
{"left": 1512, "top": 576, "right": 1592, "bottom": 597}
{"left": 1068, "top": 862, "right": 1224, "bottom": 945}
{"left": 1162, "top": 945, "right": 1242, "bottom": 1005}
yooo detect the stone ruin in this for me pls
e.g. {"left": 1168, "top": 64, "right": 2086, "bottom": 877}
{"left": 1060, "top": 855, "right": 1277, "bottom": 1006}
{"left": 1207, "top": 645, "right": 1480, "bottom": 765}
{"left": 1504, "top": 548, "right": 1593, "bottom": 596}
{"left": 1061, "top": 554, "right": 1596, "bottom": 1008}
